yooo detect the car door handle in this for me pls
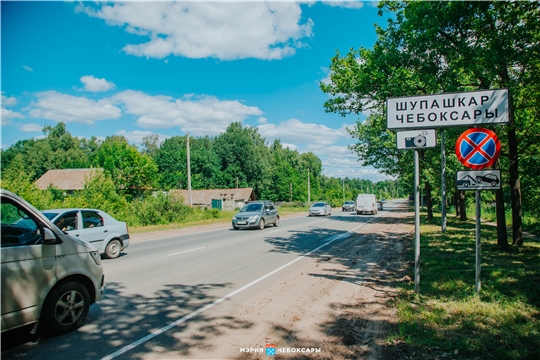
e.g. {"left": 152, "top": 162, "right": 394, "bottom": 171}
{"left": 104, "top": 230, "right": 108, "bottom": 233}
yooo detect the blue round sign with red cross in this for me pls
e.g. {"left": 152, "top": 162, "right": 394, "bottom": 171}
{"left": 455, "top": 128, "right": 501, "bottom": 170}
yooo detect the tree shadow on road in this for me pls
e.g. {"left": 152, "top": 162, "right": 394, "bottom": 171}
{"left": 1, "top": 281, "right": 255, "bottom": 359}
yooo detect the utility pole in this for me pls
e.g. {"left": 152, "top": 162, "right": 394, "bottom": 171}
{"left": 186, "top": 133, "right": 192, "bottom": 206}
{"left": 307, "top": 168, "right": 311, "bottom": 203}
{"left": 289, "top": 182, "right": 292, "bottom": 203}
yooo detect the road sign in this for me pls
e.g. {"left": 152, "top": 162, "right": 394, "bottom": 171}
{"left": 455, "top": 128, "right": 501, "bottom": 170}
{"left": 456, "top": 170, "right": 501, "bottom": 190}
{"left": 396, "top": 129, "right": 437, "bottom": 150}
{"left": 387, "top": 88, "right": 509, "bottom": 130}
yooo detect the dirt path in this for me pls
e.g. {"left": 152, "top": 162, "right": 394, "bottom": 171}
{"left": 140, "top": 204, "right": 413, "bottom": 359}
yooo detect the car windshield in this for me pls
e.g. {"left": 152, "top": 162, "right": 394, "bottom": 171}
{"left": 344, "top": 201, "right": 353, "bottom": 204}
{"left": 42, "top": 212, "right": 59, "bottom": 220}
{"left": 240, "top": 203, "right": 263, "bottom": 212}
{"left": 313, "top": 203, "right": 324, "bottom": 207}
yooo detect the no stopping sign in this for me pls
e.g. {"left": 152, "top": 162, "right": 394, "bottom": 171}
{"left": 455, "top": 128, "right": 501, "bottom": 170}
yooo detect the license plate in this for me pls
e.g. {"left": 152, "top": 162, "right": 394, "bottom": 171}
{"left": 237, "top": 221, "right": 247, "bottom": 225}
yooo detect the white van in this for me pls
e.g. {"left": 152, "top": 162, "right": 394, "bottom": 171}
{"left": 1, "top": 189, "right": 104, "bottom": 335}
{"left": 356, "top": 194, "right": 378, "bottom": 215}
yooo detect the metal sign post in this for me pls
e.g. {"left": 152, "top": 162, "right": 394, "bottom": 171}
{"left": 441, "top": 131, "right": 447, "bottom": 233}
{"left": 475, "top": 190, "right": 481, "bottom": 293}
{"left": 414, "top": 150, "right": 421, "bottom": 293}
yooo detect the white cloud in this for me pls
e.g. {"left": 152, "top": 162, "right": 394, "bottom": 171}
{"left": 258, "top": 117, "right": 268, "bottom": 124}
{"left": 1, "top": 108, "right": 24, "bottom": 125}
{"left": 258, "top": 118, "right": 350, "bottom": 146}
{"left": 28, "top": 91, "right": 122, "bottom": 125}
{"left": 2, "top": 93, "right": 17, "bottom": 107}
{"left": 77, "top": 2, "right": 313, "bottom": 60}
{"left": 80, "top": 75, "right": 116, "bottom": 92}
{"left": 22, "top": 65, "right": 33, "bottom": 72}
{"left": 19, "top": 123, "right": 43, "bottom": 132}
{"left": 115, "top": 129, "right": 169, "bottom": 145}
{"left": 322, "top": 0, "right": 365, "bottom": 9}
{"left": 112, "top": 90, "right": 263, "bottom": 136}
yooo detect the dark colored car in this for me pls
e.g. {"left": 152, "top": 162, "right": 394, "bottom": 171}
{"left": 232, "top": 201, "right": 279, "bottom": 230}
{"left": 342, "top": 200, "right": 356, "bottom": 212}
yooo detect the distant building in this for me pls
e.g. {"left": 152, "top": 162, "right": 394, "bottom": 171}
{"left": 35, "top": 168, "right": 103, "bottom": 191}
{"left": 169, "top": 188, "right": 256, "bottom": 210}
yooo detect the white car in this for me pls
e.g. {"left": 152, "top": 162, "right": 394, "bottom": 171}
{"left": 42, "top": 209, "right": 130, "bottom": 259}
{"left": 1, "top": 189, "right": 104, "bottom": 335}
{"left": 309, "top": 202, "right": 332, "bottom": 216}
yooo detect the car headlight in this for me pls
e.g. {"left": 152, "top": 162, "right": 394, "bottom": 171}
{"left": 232, "top": 216, "right": 237, "bottom": 220}
{"left": 90, "top": 251, "right": 101, "bottom": 265}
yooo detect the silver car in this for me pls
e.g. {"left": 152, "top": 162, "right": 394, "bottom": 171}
{"left": 342, "top": 200, "right": 356, "bottom": 212}
{"left": 232, "top": 201, "right": 279, "bottom": 230}
{"left": 42, "top": 209, "right": 130, "bottom": 259}
{"left": 309, "top": 202, "right": 332, "bottom": 216}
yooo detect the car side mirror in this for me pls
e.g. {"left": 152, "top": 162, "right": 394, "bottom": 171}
{"left": 43, "top": 228, "right": 58, "bottom": 245}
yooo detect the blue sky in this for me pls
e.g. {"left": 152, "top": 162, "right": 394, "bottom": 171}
{"left": 1, "top": 0, "right": 390, "bottom": 181}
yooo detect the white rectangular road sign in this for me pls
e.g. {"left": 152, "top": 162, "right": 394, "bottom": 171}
{"left": 396, "top": 129, "right": 437, "bottom": 150}
{"left": 456, "top": 170, "right": 501, "bottom": 190}
{"left": 387, "top": 89, "right": 509, "bottom": 130}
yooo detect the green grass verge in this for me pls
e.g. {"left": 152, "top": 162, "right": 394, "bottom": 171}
{"left": 390, "top": 212, "right": 540, "bottom": 359}
{"left": 129, "top": 206, "right": 309, "bottom": 234}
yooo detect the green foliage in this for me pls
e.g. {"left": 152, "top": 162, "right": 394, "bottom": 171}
{"left": 320, "top": 1, "right": 540, "bottom": 234}
{"left": 393, "top": 213, "right": 540, "bottom": 359}
{"left": 2, "top": 122, "right": 409, "bottom": 228}
{"left": 94, "top": 136, "right": 158, "bottom": 199}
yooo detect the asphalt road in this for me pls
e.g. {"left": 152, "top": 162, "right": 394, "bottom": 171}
{"left": 1, "top": 199, "right": 405, "bottom": 359}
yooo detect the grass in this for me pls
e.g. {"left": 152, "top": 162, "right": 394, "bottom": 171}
{"left": 129, "top": 206, "right": 309, "bottom": 234}
{"left": 389, "top": 211, "right": 540, "bottom": 359}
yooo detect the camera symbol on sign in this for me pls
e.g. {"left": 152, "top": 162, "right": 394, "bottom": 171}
{"left": 405, "top": 131, "right": 428, "bottom": 148}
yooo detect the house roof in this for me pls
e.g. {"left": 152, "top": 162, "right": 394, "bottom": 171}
{"left": 35, "top": 168, "right": 103, "bottom": 190}
{"left": 169, "top": 188, "right": 256, "bottom": 205}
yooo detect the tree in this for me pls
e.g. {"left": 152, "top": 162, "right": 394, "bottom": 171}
{"left": 94, "top": 136, "right": 158, "bottom": 198}
{"left": 321, "top": 1, "right": 540, "bottom": 245}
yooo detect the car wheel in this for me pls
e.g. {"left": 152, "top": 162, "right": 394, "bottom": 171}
{"left": 463, "top": 182, "right": 469, "bottom": 187}
{"left": 258, "top": 218, "right": 265, "bottom": 230}
{"left": 41, "top": 282, "right": 90, "bottom": 336}
{"left": 233, "top": 226, "right": 239, "bottom": 230}
{"left": 274, "top": 216, "right": 279, "bottom": 227}
{"left": 476, "top": 177, "right": 482, "bottom": 183}
{"left": 105, "top": 239, "right": 122, "bottom": 259}
{"left": 491, "top": 181, "right": 497, "bottom": 186}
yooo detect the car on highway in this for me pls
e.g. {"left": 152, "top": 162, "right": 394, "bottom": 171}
{"left": 309, "top": 201, "right": 332, "bottom": 216}
{"left": 356, "top": 194, "right": 378, "bottom": 215}
{"left": 1, "top": 189, "right": 104, "bottom": 336}
{"left": 232, "top": 201, "right": 279, "bottom": 230}
{"left": 342, "top": 200, "right": 356, "bottom": 212}
{"left": 41, "top": 208, "right": 130, "bottom": 259}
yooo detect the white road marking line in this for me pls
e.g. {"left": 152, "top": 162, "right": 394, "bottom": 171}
{"left": 101, "top": 209, "right": 389, "bottom": 360}
{"left": 167, "top": 247, "right": 205, "bottom": 256}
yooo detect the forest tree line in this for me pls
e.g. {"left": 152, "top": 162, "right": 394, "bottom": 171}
{"left": 1, "top": 121, "right": 405, "bottom": 226}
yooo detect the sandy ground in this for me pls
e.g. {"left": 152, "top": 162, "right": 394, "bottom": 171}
{"left": 136, "top": 204, "right": 414, "bottom": 360}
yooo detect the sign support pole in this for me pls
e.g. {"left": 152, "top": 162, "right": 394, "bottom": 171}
{"left": 475, "top": 190, "right": 481, "bottom": 293}
{"left": 414, "top": 150, "right": 420, "bottom": 293}
{"left": 441, "top": 131, "right": 447, "bottom": 233}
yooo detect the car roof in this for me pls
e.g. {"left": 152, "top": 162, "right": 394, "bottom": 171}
{"left": 42, "top": 208, "right": 103, "bottom": 213}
